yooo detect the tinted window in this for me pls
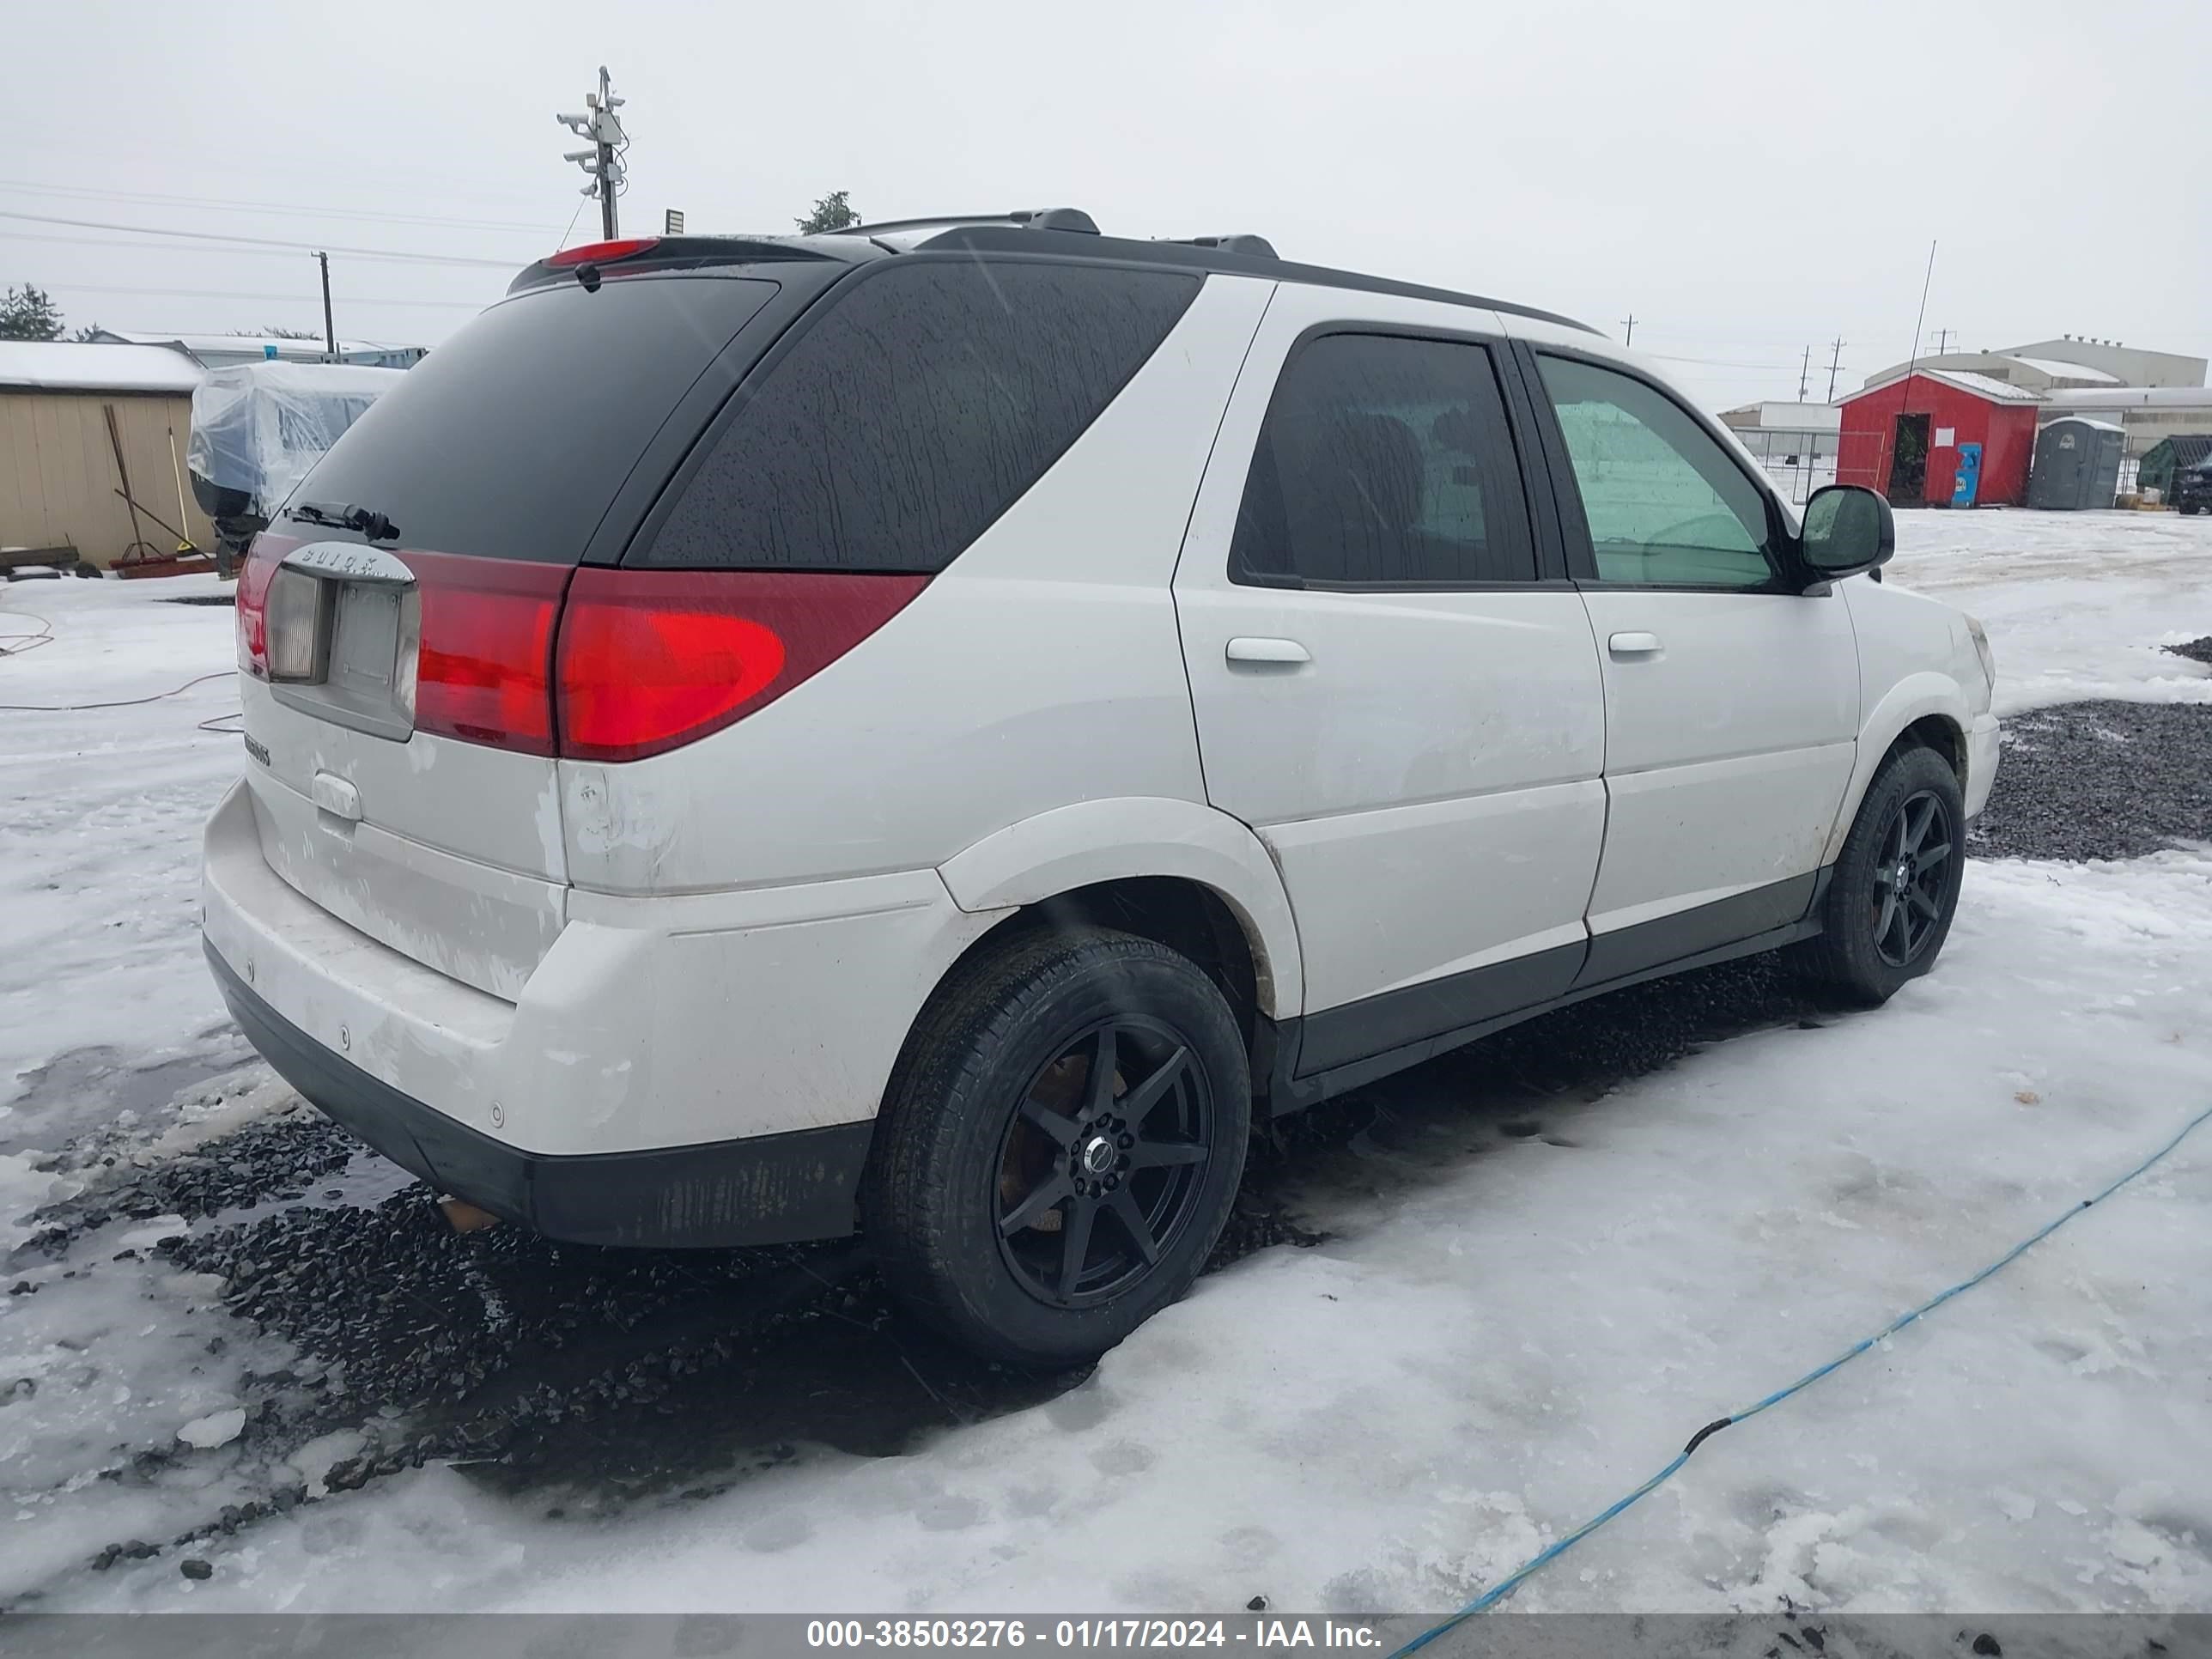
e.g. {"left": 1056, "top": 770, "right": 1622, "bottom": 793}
{"left": 1232, "top": 334, "right": 1536, "bottom": 586}
{"left": 284, "top": 274, "right": 777, "bottom": 562}
{"left": 1535, "top": 355, "right": 1775, "bottom": 588}
{"left": 642, "top": 260, "right": 1200, "bottom": 571}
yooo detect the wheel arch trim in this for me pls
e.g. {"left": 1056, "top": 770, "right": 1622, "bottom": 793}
{"left": 936, "top": 797, "right": 1304, "bottom": 1018}
{"left": 1823, "top": 674, "right": 1972, "bottom": 865}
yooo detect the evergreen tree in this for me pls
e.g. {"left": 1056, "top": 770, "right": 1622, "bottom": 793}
{"left": 0, "top": 283, "right": 66, "bottom": 340}
{"left": 794, "top": 190, "right": 860, "bottom": 234}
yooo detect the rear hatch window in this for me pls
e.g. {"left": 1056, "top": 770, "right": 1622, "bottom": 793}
{"left": 283, "top": 271, "right": 780, "bottom": 562}
{"left": 237, "top": 271, "right": 779, "bottom": 998}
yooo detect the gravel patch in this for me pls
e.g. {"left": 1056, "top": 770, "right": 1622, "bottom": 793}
{"left": 1969, "top": 701, "right": 2212, "bottom": 861}
{"left": 2164, "top": 636, "right": 2212, "bottom": 666}
{"left": 23, "top": 1115, "right": 359, "bottom": 1255}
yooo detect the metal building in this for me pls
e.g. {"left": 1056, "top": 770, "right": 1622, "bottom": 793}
{"left": 2027, "top": 416, "right": 2126, "bottom": 510}
{"left": 1836, "top": 368, "right": 2042, "bottom": 507}
{"left": 0, "top": 343, "right": 217, "bottom": 568}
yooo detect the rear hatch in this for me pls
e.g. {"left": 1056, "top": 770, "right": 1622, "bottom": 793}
{"left": 234, "top": 265, "right": 792, "bottom": 998}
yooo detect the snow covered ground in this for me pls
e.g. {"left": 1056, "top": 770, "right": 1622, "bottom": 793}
{"left": 0, "top": 574, "right": 246, "bottom": 1157}
{"left": 1887, "top": 510, "right": 2212, "bottom": 715}
{"left": 3, "top": 510, "right": 2210, "bottom": 1619}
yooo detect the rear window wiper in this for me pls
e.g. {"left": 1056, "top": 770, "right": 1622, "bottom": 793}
{"left": 290, "top": 501, "right": 401, "bottom": 543}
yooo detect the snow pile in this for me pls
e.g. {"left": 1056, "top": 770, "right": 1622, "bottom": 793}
{"left": 177, "top": 1408, "right": 247, "bottom": 1451}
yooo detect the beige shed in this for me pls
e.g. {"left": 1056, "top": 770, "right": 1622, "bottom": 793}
{"left": 1, "top": 342, "right": 219, "bottom": 568}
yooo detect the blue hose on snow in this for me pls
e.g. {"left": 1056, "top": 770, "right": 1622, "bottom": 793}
{"left": 1390, "top": 1101, "right": 2212, "bottom": 1657}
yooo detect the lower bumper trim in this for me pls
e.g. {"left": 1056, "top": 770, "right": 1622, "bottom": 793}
{"left": 205, "top": 939, "right": 872, "bottom": 1249}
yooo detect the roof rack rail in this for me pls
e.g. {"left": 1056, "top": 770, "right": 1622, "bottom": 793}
{"left": 1165, "top": 234, "right": 1279, "bottom": 259}
{"left": 836, "top": 207, "right": 1100, "bottom": 237}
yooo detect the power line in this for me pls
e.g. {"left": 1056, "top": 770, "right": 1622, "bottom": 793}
{"left": 1640, "top": 349, "right": 1798, "bottom": 371}
{"left": 0, "top": 179, "right": 561, "bottom": 237}
{"left": 34, "top": 280, "right": 488, "bottom": 309}
{"left": 0, "top": 209, "right": 523, "bottom": 269}
{"left": 0, "top": 230, "right": 516, "bottom": 272}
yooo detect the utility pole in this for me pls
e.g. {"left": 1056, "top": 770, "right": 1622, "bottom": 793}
{"left": 1933, "top": 327, "right": 1954, "bottom": 355}
{"left": 1797, "top": 344, "right": 1812, "bottom": 401}
{"left": 1620, "top": 313, "right": 1637, "bottom": 346}
{"left": 315, "top": 252, "right": 336, "bottom": 362}
{"left": 1824, "top": 336, "right": 1847, "bottom": 402}
{"left": 558, "top": 67, "right": 629, "bottom": 240}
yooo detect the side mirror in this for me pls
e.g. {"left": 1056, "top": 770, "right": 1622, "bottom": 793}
{"left": 1800, "top": 484, "right": 1894, "bottom": 582}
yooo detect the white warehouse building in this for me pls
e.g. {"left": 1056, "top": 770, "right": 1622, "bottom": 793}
{"left": 1717, "top": 400, "right": 1841, "bottom": 506}
{"left": 1862, "top": 336, "right": 2207, "bottom": 395}
{"left": 1857, "top": 335, "right": 2209, "bottom": 462}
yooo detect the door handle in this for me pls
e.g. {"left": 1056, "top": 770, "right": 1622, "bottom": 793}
{"left": 1607, "top": 631, "right": 1663, "bottom": 658}
{"left": 1225, "top": 636, "right": 1311, "bottom": 665}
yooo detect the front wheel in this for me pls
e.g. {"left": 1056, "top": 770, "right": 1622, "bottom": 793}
{"left": 862, "top": 927, "right": 1250, "bottom": 1367}
{"left": 1797, "top": 744, "right": 1966, "bottom": 1006}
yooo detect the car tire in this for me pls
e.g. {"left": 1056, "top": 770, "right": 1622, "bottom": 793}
{"left": 862, "top": 926, "right": 1250, "bottom": 1368}
{"left": 1796, "top": 743, "right": 1967, "bottom": 1007}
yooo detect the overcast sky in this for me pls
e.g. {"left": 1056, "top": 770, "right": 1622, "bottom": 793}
{"left": 14, "top": 0, "right": 2209, "bottom": 410}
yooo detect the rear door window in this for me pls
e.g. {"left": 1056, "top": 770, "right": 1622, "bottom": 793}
{"left": 281, "top": 273, "right": 779, "bottom": 562}
{"left": 1231, "top": 332, "right": 1538, "bottom": 586}
{"left": 636, "top": 259, "right": 1200, "bottom": 572}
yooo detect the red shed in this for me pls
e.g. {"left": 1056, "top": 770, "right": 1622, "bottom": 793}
{"left": 1836, "top": 368, "right": 2043, "bottom": 507}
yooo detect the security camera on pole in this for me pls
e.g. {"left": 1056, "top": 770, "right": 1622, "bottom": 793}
{"left": 557, "top": 66, "right": 628, "bottom": 240}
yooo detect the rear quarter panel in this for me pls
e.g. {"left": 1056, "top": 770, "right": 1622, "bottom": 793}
{"left": 560, "top": 275, "right": 1278, "bottom": 896}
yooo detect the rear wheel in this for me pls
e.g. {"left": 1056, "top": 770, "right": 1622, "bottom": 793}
{"left": 862, "top": 927, "right": 1249, "bottom": 1367}
{"left": 1798, "top": 744, "right": 1966, "bottom": 1006}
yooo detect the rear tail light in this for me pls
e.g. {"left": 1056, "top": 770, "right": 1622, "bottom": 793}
{"left": 555, "top": 569, "right": 928, "bottom": 763}
{"left": 241, "top": 542, "right": 921, "bottom": 763}
{"left": 234, "top": 535, "right": 295, "bottom": 678}
{"left": 404, "top": 552, "right": 571, "bottom": 756}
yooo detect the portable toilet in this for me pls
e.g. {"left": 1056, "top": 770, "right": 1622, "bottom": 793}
{"left": 2028, "top": 416, "right": 2125, "bottom": 510}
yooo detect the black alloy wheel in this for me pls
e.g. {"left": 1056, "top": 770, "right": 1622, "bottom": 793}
{"left": 993, "top": 1018, "right": 1215, "bottom": 1309}
{"left": 1870, "top": 787, "right": 1956, "bottom": 968}
{"left": 863, "top": 927, "right": 1249, "bottom": 1367}
{"left": 1797, "top": 741, "right": 1968, "bottom": 1006}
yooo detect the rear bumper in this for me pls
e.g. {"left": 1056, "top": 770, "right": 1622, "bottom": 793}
{"left": 200, "top": 775, "right": 1006, "bottom": 1243}
{"left": 206, "top": 939, "right": 871, "bottom": 1247}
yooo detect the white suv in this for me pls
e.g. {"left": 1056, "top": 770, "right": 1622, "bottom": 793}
{"left": 203, "top": 210, "right": 2000, "bottom": 1364}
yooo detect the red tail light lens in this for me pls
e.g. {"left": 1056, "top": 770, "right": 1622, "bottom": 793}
{"left": 404, "top": 552, "right": 572, "bottom": 756}
{"left": 234, "top": 534, "right": 298, "bottom": 678}
{"left": 555, "top": 569, "right": 928, "bottom": 763}
{"left": 240, "top": 545, "right": 918, "bottom": 763}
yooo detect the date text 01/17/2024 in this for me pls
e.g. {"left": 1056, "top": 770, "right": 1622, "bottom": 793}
{"left": 805, "top": 1620, "right": 1384, "bottom": 1650}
